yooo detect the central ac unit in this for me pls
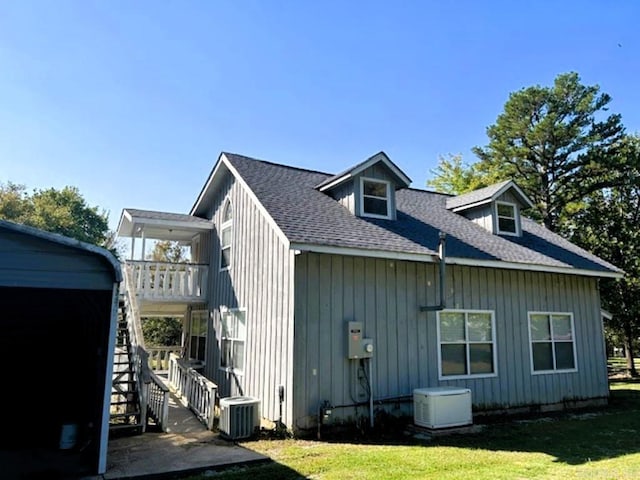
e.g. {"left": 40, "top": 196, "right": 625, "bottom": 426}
{"left": 219, "top": 396, "right": 260, "bottom": 440}
{"left": 413, "top": 387, "right": 472, "bottom": 429}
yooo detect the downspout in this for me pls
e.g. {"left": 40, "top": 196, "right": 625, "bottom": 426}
{"left": 419, "top": 232, "right": 447, "bottom": 312}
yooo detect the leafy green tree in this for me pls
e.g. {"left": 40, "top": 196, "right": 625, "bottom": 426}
{"left": 571, "top": 134, "right": 640, "bottom": 375}
{"left": 426, "top": 154, "right": 487, "bottom": 194}
{"left": 0, "top": 182, "right": 32, "bottom": 221}
{"left": 148, "top": 240, "right": 189, "bottom": 263}
{"left": 0, "top": 183, "right": 111, "bottom": 247}
{"left": 142, "top": 317, "right": 183, "bottom": 346}
{"left": 427, "top": 73, "right": 627, "bottom": 231}
{"left": 472, "top": 72, "right": 626, "bottom": 232}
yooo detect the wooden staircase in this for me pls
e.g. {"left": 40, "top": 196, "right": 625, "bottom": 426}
{"left": 109, "top": 298, "right": 144, "bottom": 435}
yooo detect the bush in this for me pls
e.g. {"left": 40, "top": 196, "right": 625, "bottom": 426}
{"left": 142, "top": 317, "right": 182, "bottom": 346}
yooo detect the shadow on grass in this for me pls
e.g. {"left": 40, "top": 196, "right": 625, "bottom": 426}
{"left": 289, "top": 383, "right": 640, "bottom": 468}
{"left": 185, "top": 462, "right": 304, "bottom": 480}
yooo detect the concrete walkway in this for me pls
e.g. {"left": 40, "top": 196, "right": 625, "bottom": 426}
{"left": 105, "top": 390, "right": 268, "bottom": 479}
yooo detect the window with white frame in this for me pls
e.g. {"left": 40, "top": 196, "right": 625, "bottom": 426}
{"left": 496, "top": 201, "right": 518, "bottom": 235}
{"left": 360, "top": 177, "right": 391, "bottom": 218}
{"left": 529, "top": 312, "right": 577, "bottom": 373}
{"left": 220, "top": 308, "right": 246, "bottom": 374}
{"left": 189, "top": 310, "right": 208, "bottom": 363}
{"left": 437, "top": 310, "right": 496, "bottom": 378}
{"left": 220, "top": 200, "right": 232, "bottom": 270}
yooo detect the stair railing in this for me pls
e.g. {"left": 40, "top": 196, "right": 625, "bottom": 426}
{"left": 168, "top": 353, "right": 217, "bottom": 430}
{"left": 123, "top": 265, "right": 170, "bottom": 431}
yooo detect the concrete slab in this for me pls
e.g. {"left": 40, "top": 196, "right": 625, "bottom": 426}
{"left": 105, "top": 431, "right": 267, "bottom": 479}
{"left": 105, "top": 390, "right": 267, "bottom": 479}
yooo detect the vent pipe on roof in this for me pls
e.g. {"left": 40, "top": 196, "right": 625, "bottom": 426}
{"left": 420, "top": 232, "right": 447, "bottom": 312}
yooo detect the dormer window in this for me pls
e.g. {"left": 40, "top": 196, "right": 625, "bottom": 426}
{"left": 496, "top": 201, "right": 518, "bottom": 236}
{"left": 315, "top": 152, "right": 411, "bottom": 220}
{"left": 361, "top": 177, "right": 391, "bottom": 219}
{"left": 445, "top": 180, "right": 532, "bottom": 238}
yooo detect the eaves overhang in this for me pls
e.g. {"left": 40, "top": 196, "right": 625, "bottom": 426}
{"left": 289, "top": 242, "right": 623, "bottom": 279}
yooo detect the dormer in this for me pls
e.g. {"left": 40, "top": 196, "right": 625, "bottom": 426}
{"left": 446, "top": 180, "right": 534, "bottom": 237}
{"left": 316, "top": 152, "right": 412, "bottom": 220}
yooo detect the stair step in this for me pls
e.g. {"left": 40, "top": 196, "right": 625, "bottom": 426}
{"left": 112, "top": 380, "right": 137, "bottom": 385}
{"left": 110, "top": 412, "right": 141, "bottom": 419}
{"left": 109, "top": 400, "right": 138, "bottom": 407}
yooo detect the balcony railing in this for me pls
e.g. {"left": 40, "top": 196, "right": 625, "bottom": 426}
{"left": 127, "top": 260, "right": 208, "bottom": 302}
{"left": 147, "top": 345, "right": 183, "bottom": 372}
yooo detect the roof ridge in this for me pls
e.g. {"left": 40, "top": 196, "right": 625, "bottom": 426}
{"left": 223, "top": 151, "right": 333, "bottom": 176}
{"left": 404, "top": 187, "right": 452, "bottom": 197}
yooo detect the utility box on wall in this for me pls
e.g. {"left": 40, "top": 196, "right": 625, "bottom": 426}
{"left": 347, "top": 321, "right": 373, "bottom": 359}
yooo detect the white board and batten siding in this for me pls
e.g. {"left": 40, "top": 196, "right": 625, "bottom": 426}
{"left": 293, "top": 252, "right": 608, "bottom": 429}
{"left": 202, "top": 167, "right": 295, "bottom": 427}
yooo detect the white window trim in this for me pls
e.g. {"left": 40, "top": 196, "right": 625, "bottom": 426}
{"left": 495, "top": 200, "right": 520, "bottom": 236}
{"left": 218, "top": 307, "right": 246, "bottom": 376}
{"left": 189, "top": 309, "right": 209, "bottom": 366}
{"left": 436, "top": 309, "right": 498, "bottom": 380}
{"left": 528, "top": 311, "right": 578, "bottom": 375}
{"left": 219, "top": 200, "right": 232, "bottom": 272}
{"left": 359, "top": 177, "right": 392, "bottom": 219}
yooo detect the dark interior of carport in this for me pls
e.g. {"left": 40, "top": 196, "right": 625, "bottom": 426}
{"left": 0, "top": 286, "right": 112, "bottom": 478}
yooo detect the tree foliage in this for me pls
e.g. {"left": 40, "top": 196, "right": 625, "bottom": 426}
{"left": 570, "top": 134, "right": 640, "bottom": 374}
{"left": 426, "top": 154, "right": 487, "bottom": 194}
{"left": 148, "top": 240, "right": 189, "bottom": 263}
{"left": 472, "top": 72, "right": 626, "bottom": 231}
{"left": 428, "top": 73, "right": 627, "bottom": 232}
{"left": 0, "top": 182, "right": 111, "bottom": 247}
{"left": 142, "top": 317, "right": 183, "bottom": 347}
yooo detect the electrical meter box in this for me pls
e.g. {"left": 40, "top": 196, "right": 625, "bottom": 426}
{"left": 347, "top": 321, "right": 373, "bottom": 359}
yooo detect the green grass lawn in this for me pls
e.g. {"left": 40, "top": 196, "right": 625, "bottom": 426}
{"left": 188, "top": 378, "right": 640, "bottom": 480}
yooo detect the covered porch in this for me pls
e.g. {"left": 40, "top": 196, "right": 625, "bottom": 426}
{"left": 115, "top": 208, "right": 217, "bottom": 434}
{"left": 117, "top": 208, "right": 213, "bottom": 316}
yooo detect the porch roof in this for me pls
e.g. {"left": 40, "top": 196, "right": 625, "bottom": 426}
{"left": 117, "top": 208, "right": 212, "bottom": 242}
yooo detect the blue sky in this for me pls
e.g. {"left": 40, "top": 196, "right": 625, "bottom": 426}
{"left": 1, "top": 1, "right": 638, "bottom": 231}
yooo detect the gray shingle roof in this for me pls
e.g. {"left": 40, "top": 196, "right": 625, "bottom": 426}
{"left": 446, "top": 180, "right": 514, "bottom": 210}
{"left": 223, "top": 153, "right": 621, "bottom": 275}
{"left": 315, "top": 151, "right": 411, "bottom": 190}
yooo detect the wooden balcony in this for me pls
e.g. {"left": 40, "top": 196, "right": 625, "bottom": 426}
{"left": 127, "top": 260, "right": 208, "bottom": 305}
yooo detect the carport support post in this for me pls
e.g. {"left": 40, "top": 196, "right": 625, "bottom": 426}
{"left": 98, "top": 282, "right": 120, "bottom": 475}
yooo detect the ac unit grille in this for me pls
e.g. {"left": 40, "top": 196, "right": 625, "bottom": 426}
{"left": 219, "top": 396, "right": 260, "bottom": 440}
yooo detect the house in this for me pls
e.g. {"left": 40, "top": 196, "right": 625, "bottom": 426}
{"left": 0, "top": 220, "right": 121, "bottom": 477}
{"left": 117, "top": 151, "right": 621, "bottom": 434}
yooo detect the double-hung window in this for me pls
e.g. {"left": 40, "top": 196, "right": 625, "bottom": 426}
{"left": 495, "top": 201, "right": 518, "bottom": 235}
{"left": 220, "top": 308, "right": 246, "bottom": 374}
{"left": 220, "top": 200, "right": 232, "bottom": 270}
{"left": 360, "top": 177, "right": 391, "bottom": 219}
{"left": 438, "top": 310, "right": 496, "bottom": 379}
{"left": 189, "top": 310, "right": 208, "bottom": 363}
{"left": 529, "top": 312, "right": 577, "bottom": 373}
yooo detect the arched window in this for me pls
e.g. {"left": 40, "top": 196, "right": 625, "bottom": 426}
{"left": 220, "top": 200, "right": 232, "bottom": 270}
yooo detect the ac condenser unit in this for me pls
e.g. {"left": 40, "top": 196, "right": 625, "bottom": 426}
{"left": 219, "top": 396, "right": 261, "bottom": 440}
{"left": 413, "top": 387, "right": 472, "bottom": 429}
